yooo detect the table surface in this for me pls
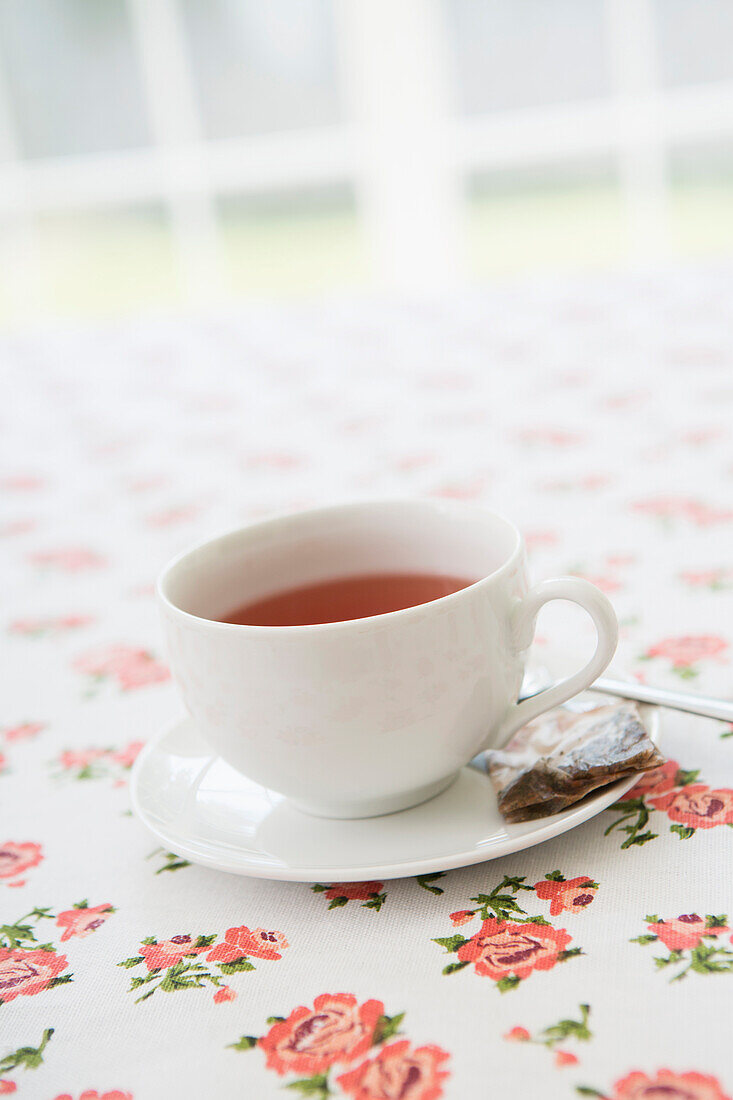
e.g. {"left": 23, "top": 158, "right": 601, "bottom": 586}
{"left": 3, "top": 266, "right": 733, "bottom": 1100}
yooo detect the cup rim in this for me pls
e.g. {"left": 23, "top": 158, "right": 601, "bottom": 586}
{"left": 157, "top": 498, "right": 524, "bottom": 634}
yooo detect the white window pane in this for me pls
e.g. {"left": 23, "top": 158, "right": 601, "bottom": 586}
{"left": 467, "top": 162, "right": 624, "bottom": 276}
{"left": 179, "top": 0, "right": 343, "bottom": 139}
{"left": 654, "top": 0, "right": 733, "bottom": 88}
{"left": 218, "top": 187, "right": 365, "bottom": 295}
{"left": 670, "top": 141, "right": 733, "bottom": 183}
{"left": 0, "top": 0, "right": 150, "bottom": 159}
{"left": 668, "top": 141, "right": 733, "bottom": 258}
{"left": 444, "top": 0, "right": 610, "bottom": 114}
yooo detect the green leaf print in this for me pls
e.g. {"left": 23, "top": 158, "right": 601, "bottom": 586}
{"left": 432, "top": 934, "right": 468, "bottom": 953}
{"left": 228, "top": 1035, "right": 259, "bottom": 1051}
{"left": 442, "top": 960, "right": 470, "bottom": 976}
{"left": 218, "top": 958, "right": 256, "bottom": 975}
{"left": 284, "top": 1074, "right": 331, "bottom": 1098}
{"left": 373, "top": 1012, "right": 405, "bottom": 1044}
{"left": 604, "top": 797, "right": 659, "bottom": 849}
{"left": 670, "top": 824, "right": 696, "bottom": 840}
{"left": 496, "top": 975, "right": 521, "bottom": 993}
{"left": 415, "top": 873, "right": 446, "bottom": 895}
{"left": 0, "top": 1028, "right": 54, "bottom": 1075}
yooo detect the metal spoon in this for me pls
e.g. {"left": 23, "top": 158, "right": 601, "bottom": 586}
{"left": 586, "top": 677, "right": 733, "bottom": 723}
{"left": 519, "top": 659, "right": 733, "bottom": 722}
{"left": 519, "top": 673, "right": 733, "bottom": 723}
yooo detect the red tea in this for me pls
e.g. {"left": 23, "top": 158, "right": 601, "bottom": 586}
{"left": 222, "top": 572, "right": 476, "bottom": 626}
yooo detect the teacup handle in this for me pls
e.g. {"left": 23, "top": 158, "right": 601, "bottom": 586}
{"left": 495, "top": 577, "right": 619, "bottom": 745}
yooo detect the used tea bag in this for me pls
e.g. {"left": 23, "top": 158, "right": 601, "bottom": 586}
{"left": 486, "top": 702, "right": 664, "bottom": 823}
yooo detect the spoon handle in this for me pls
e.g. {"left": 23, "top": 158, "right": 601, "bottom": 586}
{"left": 590, "top": 677, "right": 733, "bottom": 723}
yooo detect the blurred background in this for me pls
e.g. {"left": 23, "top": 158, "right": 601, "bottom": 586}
{"left": 0, "top": 0, "right": 732, "bottom": 327}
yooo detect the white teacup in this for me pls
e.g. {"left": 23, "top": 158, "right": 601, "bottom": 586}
{"left": 158, "top": 500, "right": 617, "bottom": 819}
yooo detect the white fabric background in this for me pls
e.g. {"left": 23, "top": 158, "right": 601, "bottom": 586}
{"left": 2, "top": 264, "right": 732, "bottom": 1098}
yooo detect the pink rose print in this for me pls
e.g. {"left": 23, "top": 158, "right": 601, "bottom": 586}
{"left": 144, "top": 505, "right": 199, "bottom": 528}
{"left": 245, "top": 451, "right": 303, "bottom": 470}
{"left": 314, "top": 881, "right": 388, "bottom": 911}
{"left": 120, "top": 922, "right": 288, "bottom": 1002}
{"left": 607, "top": 554, "right": 635, "bottom": 567}
{"left": 206, "top": 926, "right": 289, "bottom": 963}
{"left": 74, "top": 645, "right": 169, "bottom": 693}
{"left": 1, "top": 475, "right": 44, "bottom": 491}
{"left": 53, "top": 1093, "right": 132, "bottom": 1100}
{"left": 642, "top": 635, "right": 728, "bottom": 678}
{"left": 214, "top": 985, "right": 236, "bottom": 1004}
{"left": 434, "top": 872, "right": 581, "bottom": 987}
{"left": 603, "top": 390, "right": 650, "bottom": 411}
{"left": 633, "top": 496, "right": 733, "bottom": 527}
{"left": 650, "top": 785, "right": 733, "bottom": 830}
{"left": 230, "top": 998, "right": 447, "bottom": 1097}
{"left": 127, "top": 475, "right": 168, "bottom": 493}
{"left": 633, "top": 496, "right": 698, "bottom": 520}
{"left": 0, "top": 1083, "right": 16, "bottom": 1094}
{"left": 570, "top": 572, "right": 621, "bottom": 594}
{"left": 1, "top": 519, "right": 36, "bottom": 538}
{"left": 29, "top": 549, "right": 106, "bottom": 571}
{"left": 456, "top": 918, "right": 572, "bottom": 982}
{"left": 139, "top": 935, "right": 207, "bottom": 972}
{"left": 4, "top": 722, "right": 44, "bottom": 743}
{"left": 128, "top": 584, "right": 155, "bottom": 599}
{"left": 607, "top": 762, "right": 733, "bottom": 845}
{"left": 524, "top": 531, "right": 558, "bottom": 550}
{"left": 310, "top": 880, "right": 385, "bottom": 915}
{"left": 59, "top": 749, "right": 106, "bottom": 771}
{"left": 54, "top": 741, "right": 143, "bottom": 784}
{"left": 259, "top": 994, "right": 384, "bottom": 1077}
{"left": 680, "top": 426, "right": 726, "bottom": 446}
{"left": 611, "top": 1069, "right": 731, "bottom": 1100}
{"left": 542, "top": 474, "right": 611, "bottom": 492}
{"left": 681, "top": 569, "right": 732, "bottom": 591}
{"left": 632, "top": 913, "right": 732, "bottom": 980}
{"left": 0, "top": 947, "right": 69, "bottom": 1003}
{"left": 0, "top": 842, "right": 43, "bottom": 883}
{"left": 517, "top": 428, "right": 583, "bottom": 447}
{"left": 56, "top": 902, "right": 114, "bottom": 942}
{"left": 0, "top": 726, "right": 43, "bottom": 782}
{"left": 504, "top": 1003, "right": 591, "bottom": 1066}
{"left": 390, "top": 452, "right": 435, "bottom": 473}
{"left": 620, "top": 760, "right": 680, "bottom": 802}
{"left": 568, "top": 468, "right": 607, "bottom": 488}
{"left": 648, "top": 914, "right": 729, "bottom": 953}
{"left": 10, "top": 615, "right": 94, "bottom": 637}
{"left": 0, "top": 727, "right": 41, "bottom": 779}
{"left": 689, "top": 505, "right": 733, "bottom": 527}
{"left": 107, "top": 654, "right": 169, "bottom": 692}
{"left": 108, "top": 742, "right": 144, "bottom": 769}
{"left": 337, "top": 1039, "right": 450, "bottom": 1100}
{"left": 534, "top": 874, "right": 598, "bottom": 916}
{"left": 431, "top": 478, "right": 487, "bottom": 501}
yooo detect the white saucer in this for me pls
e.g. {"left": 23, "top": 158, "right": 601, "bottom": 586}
{"left": 131, "top": 698, "right": 660, "bottom": 882}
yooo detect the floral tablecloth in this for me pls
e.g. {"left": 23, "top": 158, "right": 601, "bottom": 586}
{"left": 2, "top": 265, "right": 733, "bottom": 1100}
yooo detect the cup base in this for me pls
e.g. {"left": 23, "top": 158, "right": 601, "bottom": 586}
{"left": 288, "top": 771, "right": 460, "bottom": 820}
